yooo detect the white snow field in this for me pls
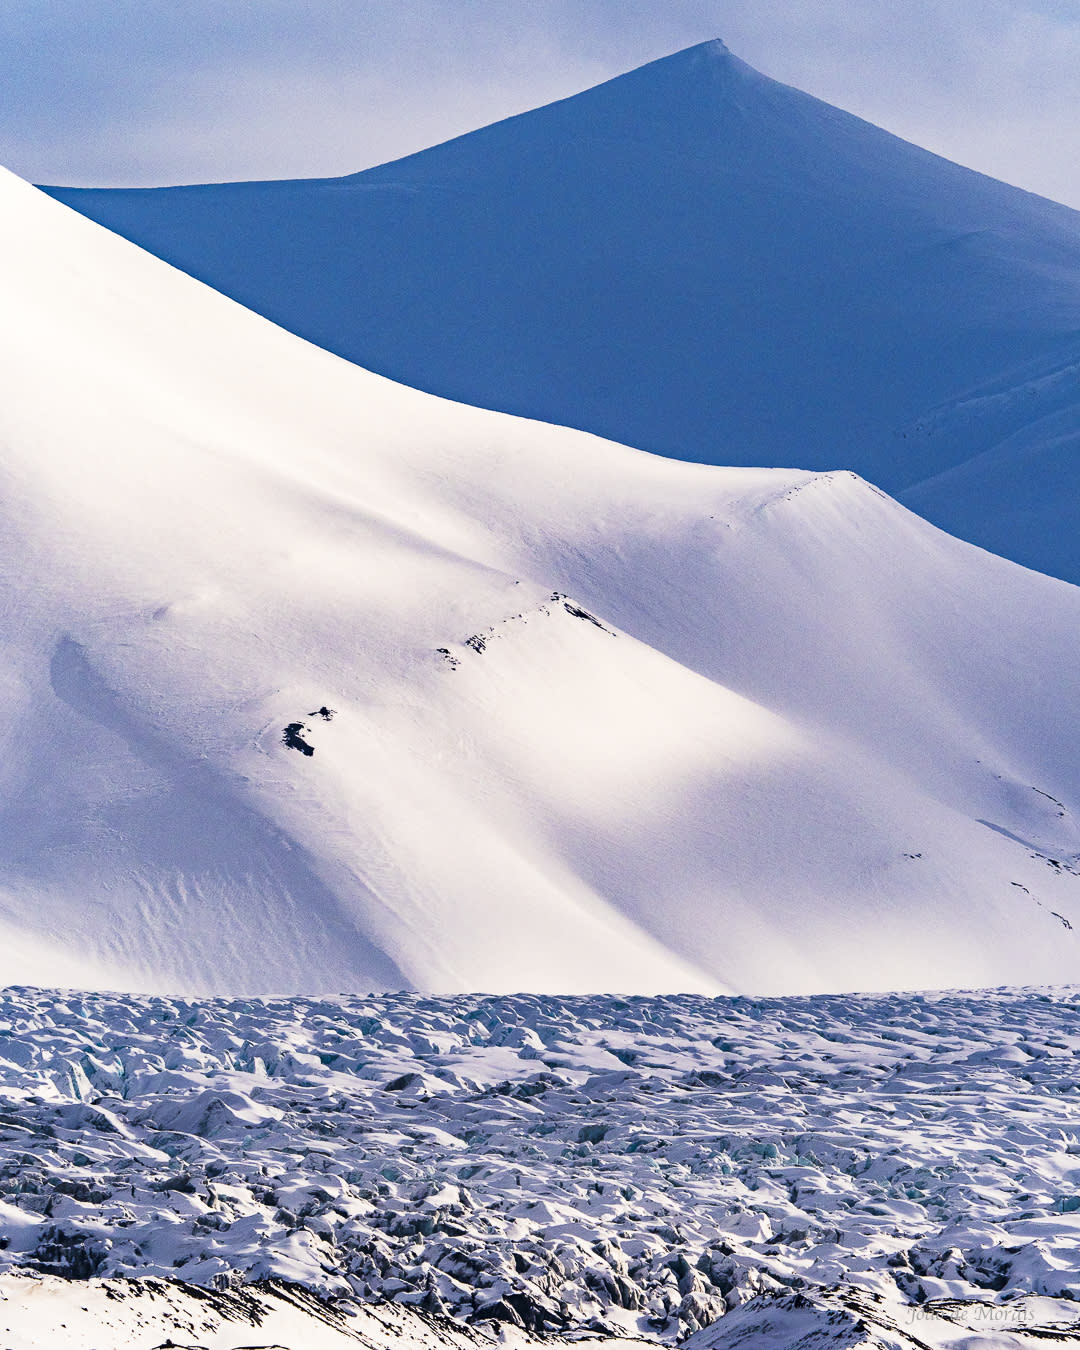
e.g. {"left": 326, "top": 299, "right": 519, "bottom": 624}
{"left": 4, "top": 163, "right": 1080, "bottom": 996}
{"left": 0, "top": 986, "right": 1079, "bottom": 1347}
{"left": 0, "top": 1272, "right": 654, "bottom": 1350}
{"left": 44, "top": 41, "right": 1080, "bottom": 584}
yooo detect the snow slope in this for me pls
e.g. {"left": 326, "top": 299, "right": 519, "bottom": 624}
{"left": 4, "top": 164, "right": 1080, "bottom": 995}
{"left": 43, "top": 40, "right": 1080, "bottom": 583}
{"left": 0, "top": 1272, "right": 654, "bottom": 1349}
{"left": 2, "top": 1278, "right": 1070, "bottom": 1350}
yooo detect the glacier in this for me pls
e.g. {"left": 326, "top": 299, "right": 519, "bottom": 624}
{"left": 0, "top": 984, "right": 1077, "bottom": 1346}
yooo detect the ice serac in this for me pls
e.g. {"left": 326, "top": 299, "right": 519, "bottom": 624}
{"left": 43, "top": 40, "right": 1080, "bottom": 582}
{"left": 3, "top": 164, "right": 1080, "bottom": 996}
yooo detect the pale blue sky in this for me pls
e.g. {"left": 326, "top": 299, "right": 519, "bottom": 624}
{"left": 4, "top": 1, "right": 1079, "bottom": 207}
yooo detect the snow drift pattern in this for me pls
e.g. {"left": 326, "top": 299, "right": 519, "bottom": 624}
{"left": 2, "top": 164, "right": 1080, "bottom": 993}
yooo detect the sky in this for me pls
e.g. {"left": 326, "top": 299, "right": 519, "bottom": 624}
{"left": 2, "top": 1, "right": 1079, "bottom": 209}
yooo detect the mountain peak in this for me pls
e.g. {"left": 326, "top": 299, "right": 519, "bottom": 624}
{"left": 663, "top": 37, "right": 733, "bottom": 61}
{"left": 591, "top": 36, "right": 746, "bottom": 97}
{"left": 45, "top": 34, "right": 1080, "bottom": 589}
{"left": 680, "top": 37, "right": 729, "bottom": 59}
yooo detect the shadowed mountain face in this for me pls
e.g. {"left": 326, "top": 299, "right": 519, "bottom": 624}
{"left": 44, "top": 41, "right": 1080, "bottom": 581}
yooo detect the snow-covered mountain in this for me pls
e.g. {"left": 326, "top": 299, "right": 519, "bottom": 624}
{"left": 3, "top": 163, "right": 1080, "bottom": 997}
{"left": 43, "top": 40, "right": 1080, "bottom": 584}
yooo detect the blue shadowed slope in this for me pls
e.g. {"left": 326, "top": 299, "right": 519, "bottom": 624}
{"left": 44, "top": 40, "right": 1080, "bottom": 579}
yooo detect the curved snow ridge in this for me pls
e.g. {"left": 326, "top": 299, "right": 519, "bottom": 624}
{"left": 41, "top": 41, "right": 1080, "bottom": 585}
{"left": 2, "top": 166, "right": 1080, "bottom": 993}
{"left": 1, "top": 986, "right": 1080, "bottom": 1342}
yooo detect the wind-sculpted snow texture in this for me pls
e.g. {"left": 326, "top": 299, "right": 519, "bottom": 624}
{"left": 45, "top": 41, "right": 1080, "bottom": 583}
{"left": 1, "top": 987, "right": 1080, "bottom": 1344}
{"left": 5, "top": 166, "right": 1080, "bottom": 994}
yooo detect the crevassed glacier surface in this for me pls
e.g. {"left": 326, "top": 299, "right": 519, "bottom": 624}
{"left": 1, "top": 985, "right": 1078, "bottom": 1341}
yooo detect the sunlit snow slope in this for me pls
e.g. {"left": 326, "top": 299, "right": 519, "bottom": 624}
{"left": 3, "top": 166, "right": 1080, "bottom": 997}
{"left": 44, "top": 40, "right": 1080, "bottom": 583}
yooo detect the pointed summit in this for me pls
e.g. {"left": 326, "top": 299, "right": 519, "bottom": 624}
{"left": 597, "top": 36, "right": 737, "bottom": 80}
{"left": 668, "top": 37, "right": 731, "bottom": 56}
{"left": 604, "top": 37, "right": 737, "bottom": 78}
{"left": 47, "top": 44, "right": 1080, "bottom": 583}
{"left": 341, "top": 36, "right": 757, "bottom": 179}
{"left": 470, "top": 36, "right": 755, "bottom": 142}
{"left": 695, "top": 36, "right": 731, "bottom": 54}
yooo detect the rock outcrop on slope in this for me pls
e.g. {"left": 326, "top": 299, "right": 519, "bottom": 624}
{"left": 3, "top": 166, "right": 1080, "bottom": 992}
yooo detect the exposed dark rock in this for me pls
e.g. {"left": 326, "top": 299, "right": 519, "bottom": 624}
{"left": 282, "top": 722, "right": 314, "bottom": 756}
